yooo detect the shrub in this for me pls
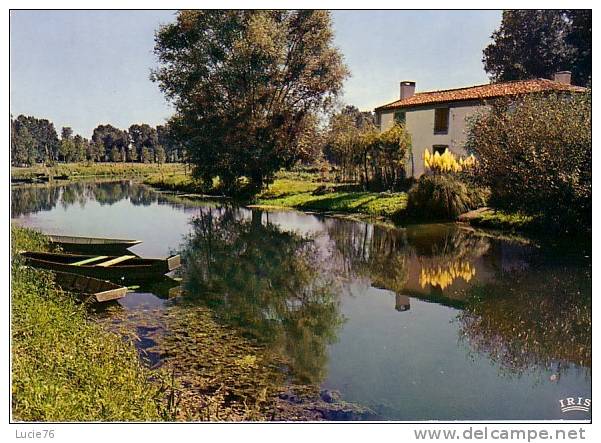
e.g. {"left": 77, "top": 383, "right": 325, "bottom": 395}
{"left": 465, "top": 92, "right": 591, "bottom": 232}
{"left": 404, "top": 174, "right": 488, "bottom": 221}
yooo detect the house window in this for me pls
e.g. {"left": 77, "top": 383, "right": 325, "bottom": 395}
{"left": 394, "top": 111, "right": 406, "bottom": 125}
{"left": 434, "top": 108, "right": 449, "bottom": 133}
{"left": 433, "top": 145, "right": 448, "bottom": 155}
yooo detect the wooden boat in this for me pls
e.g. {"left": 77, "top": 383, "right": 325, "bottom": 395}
{"left": 52, "top": 271, "right": 127, "bottom": 302}
{"left": 21, "top": 251, "right": 181, "bottom": 282}
{"left": 47, "top": 234, "right": 142, "bottom": 253}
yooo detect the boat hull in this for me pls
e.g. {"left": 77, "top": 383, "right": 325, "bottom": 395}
{"left": 47, "top": 234, "right": 142, "bottom": 254}
{"left": 21, "top": 251, "right": 181, "bottom": 282}
{"left": 52, "top": 271, "right": 127, "bottom": 302}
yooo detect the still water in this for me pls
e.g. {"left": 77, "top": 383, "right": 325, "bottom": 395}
{"left": 12, "top": 180, "right": 591, "bottom": 421}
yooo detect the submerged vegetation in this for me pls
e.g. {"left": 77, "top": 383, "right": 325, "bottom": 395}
{"left": 11, "top": 223, "right": 360, "bottom": 421}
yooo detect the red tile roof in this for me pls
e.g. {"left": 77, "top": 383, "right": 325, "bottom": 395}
{"left": 375, "top": 78, "right": 587, "bottom": 111}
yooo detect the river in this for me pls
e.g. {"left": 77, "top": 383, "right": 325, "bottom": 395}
{"left": 11, "top": 180, "right": 591, "bottom": 421}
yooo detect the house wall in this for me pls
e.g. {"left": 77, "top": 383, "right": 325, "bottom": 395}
{"left": 378, "top": 101, "right": 487, "bottom": 177}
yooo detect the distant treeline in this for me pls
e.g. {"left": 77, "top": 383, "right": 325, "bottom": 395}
{"left": 10, "top": 114, "right": 186, "bottom": 166}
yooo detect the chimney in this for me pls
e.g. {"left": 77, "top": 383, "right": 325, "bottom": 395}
{"left": 553, "top": 71, "right": 572, "bottom": 85}
{"left": 400, "top": 81, "right": 416, "bottom": 100}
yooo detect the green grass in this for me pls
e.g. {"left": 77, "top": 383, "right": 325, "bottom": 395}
{"left": 12, "top": 162, "right": 186, "bottom": 180}
{"left": 256, "top": 190, "right": 408, "bottom": 219}
{"left": 258, "top": 178, "right": 328, "bottom": 199}
{"left": 143, "top": 173, "right": 203, "bottom": 193}
{"left": 143, "top": 170, "right": 408, "bottom": 220}
{"left": 11, "top": 226, "right": 167, "bottom": 421}
{"left": 463, "top": 209, "right": 537, "bottom": 231}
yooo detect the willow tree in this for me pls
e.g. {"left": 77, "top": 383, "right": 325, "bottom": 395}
{"left": 152, "top": 10, "right": 348, "bottom": 196}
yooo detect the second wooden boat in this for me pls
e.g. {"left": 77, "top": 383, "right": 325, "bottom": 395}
{"left": 47, "top": 234, "right": 142, "bottom": 253}
{"left": 52, "top": 271, "right": 127, "bottom": 302}
{"left": 21, "top": 251, "right": 181, "bottom": 282}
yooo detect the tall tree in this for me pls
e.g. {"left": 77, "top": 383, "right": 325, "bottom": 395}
{"left": 157, "top": 124, "right": 185, "bottom": 162}
{"left": 152, "top": 10, "right": 348, "bottom": 195}
{"left": 11, "top": 115, "right": 59, "bottom": 163}
{"left": 11, "top": 121, "right": 36, "bottom": 166}
{"left": 564, "top": 10, "right": 592, "bottom": 86}
{"left": 92, "top": 124, "right": 129, "bottom": 161}
{"left": 483, "top": 10, "right": 591, "bottom": 86}
{"left": 58, "top": 127, "right": 74, "bottom": 162}
{"left": 128, "top": 124, "right": 158, "bottom": 162}
{"left": 72, "top": 135, "right": 87, "bottom": 162}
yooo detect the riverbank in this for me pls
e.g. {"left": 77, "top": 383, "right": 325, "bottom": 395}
{"left": 458, "top": 207, "right": 538, "bottom": 232}
{"left": 143, "top": 172, "right": 563, "bottom": 237}
{"left": 144, "top": 171, "right": 409, "bottom": 221}
{"left": 11, "top": 162, "right": 186, "bottom": 181}
{"left": 11, "top": 226, "right": 166, "bottom": 421}
{"left": 12, "top": 226, "right": 367, "bottom": 421}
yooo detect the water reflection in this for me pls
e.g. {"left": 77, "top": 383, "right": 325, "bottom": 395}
{"left": 11, "top": 179, "right": 212, "bottom": 218}
{"left": 179, "top": 207, "right": 345, "bottom": 385}
{"left": 12, "top": 180, "right": 591, "bottom": 419}
{"left": 458, "top": 260, "right": 591, "bottom": 376}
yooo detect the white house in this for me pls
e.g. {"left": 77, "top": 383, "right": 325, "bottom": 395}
{"left": 374, "top": 72, "right": 586, "bottom": 177}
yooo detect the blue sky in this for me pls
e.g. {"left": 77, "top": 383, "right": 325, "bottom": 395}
{"left": 10, "top": 10, "right": 502, "bottom": 137}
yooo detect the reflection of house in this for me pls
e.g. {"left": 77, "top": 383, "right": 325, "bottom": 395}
{"left": 395, "top": 294, "right": 410, "bottom": 312}
{"left": 374, "top": 72, "right": 587, "bottom": 177}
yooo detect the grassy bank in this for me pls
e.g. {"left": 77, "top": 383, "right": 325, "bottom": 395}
{"left": 11, "top": 226, "right": 166, "bottom": 421}
{"left": 458, "top": 207, "right": 538, "bottom": 232}
{"left": 144, "top": 171, "right": 408, "bottom": 220}
{"left": 255, "top": 189, "right": 408, "bottom": 219}
{"left": 11, "top": 226, "right": 335, "bottom": 421}
{"left": 143, "top": 172, "right": 204, "bottom": 194}
{"left": 12, "top": 162, "right": 186, "bottom": 180}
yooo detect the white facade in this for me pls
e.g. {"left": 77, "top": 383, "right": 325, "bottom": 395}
{"left": 378, "top": 101, "right": 487, "bottom": 177}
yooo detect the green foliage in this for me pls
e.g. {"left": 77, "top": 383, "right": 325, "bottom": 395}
{"left": 152, "top": 10, "right": 349, "bottom": 196}
{"left": 12, "top": 162, "right": 186, "bottom": 181}
{"left": 11, "top": 123, "right": 36, "bottom": 166}
{"left": 109, "top": 146, "right": 121, "bottom": 162}
{"left": 11, "top": 115, "right": 59, "bottom": 165}
{"left": 179, "top": 209, "right": 345, "bottom": 385}
{"left": 465, "top": 92, "right": 591, "bottom": 232}
{"left": 92, "top": 124, "right": 129, "bottom": 161}
{"left": 143, "top": 173, "right": 204, "bottom": 194}
{"left": 11, "top": 226, "right": 165, "bottom": 421}
{"left": 483, "top": 10, "right": 591, "bottom": 85}
{"left": 405, "top": 174, "right": 488, "bottom": 221}
{"left": 463, "top": 209, "right": 537, "bottom": 232}
{"left": 258, "top": 189, "right": 407, "bottom": 219}
{"left": 324, "top": 105, "right": 410, "bottom": 190}
{"left": 58, "top": 138, "right": 75, "bottom": 162}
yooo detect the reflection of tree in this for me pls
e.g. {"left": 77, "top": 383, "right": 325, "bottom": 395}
{"left": 60, "top": 181, "right": 88, "bottom": 209}
{"left": 324, "top": 219, "right": 410, "bottom": 294}
{"left": 407, "top": 224, "right": 490, "bottom": 259}
{"left": 324, "top": 221, "right": 492, "bottom": 300}
{"left": 179, "top": 208, "right": 344, "bottom": 385}
{"left": 11, "top": 185, "right": 62, "bottom": 217}
{"left": 11, "top": 181, "right": 173, "bottom": 218}
{"left": 129, "top": 185, "right": 158, "bottom": 206}
{"left": 458, "top": 262, "right": 591, "bottom": 376}
{"left": 91, "top": 181, "right": 131, "bottom": 206}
